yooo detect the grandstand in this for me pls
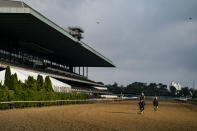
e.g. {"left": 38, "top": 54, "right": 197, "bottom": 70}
{"left": 0, "top": 0, "right": 115, "bottom": 95}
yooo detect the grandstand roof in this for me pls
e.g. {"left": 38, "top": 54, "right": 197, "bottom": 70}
{"left": 0, "top": 0, "right": 115, "bottom": 67}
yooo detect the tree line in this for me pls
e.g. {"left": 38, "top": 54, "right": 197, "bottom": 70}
{"left": 0, "top": 66, "right": 88, "bottom": 102}
{"left": 106, "top": 82, "right": 197, "bottom": 98}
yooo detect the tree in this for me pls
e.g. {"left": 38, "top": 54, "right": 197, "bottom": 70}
{"left": 148, "top": 83, "right": 157, "bottom": 96}
{"left": 25, "top": 76, "right": 37, "bottom": 90}
{"left": 158, "top": 83, "right": 169, "bottom": 96}
{"left": 8, "top": 90, "right": 14, "bottom": 101}
{"left": 0, "top": 85, "right": 9, "bottom": 102}
{"left": 4, "top": 66, "right": 11, "bottom": 89}
{"left": 44, "top": 76, "right": 53, "bottom": 92}
{"left": 181, "top": 87, "right": 191, "bottom": 97}
{"left": 106, "top": 82, "right": 124, "bottom": 94}
{"left": 112, "top": 82, "right": 118, "bottom": 88}
{"left": 14, "top": 80, "right": 24, "bottom": 101}
{"left": 44, "top": 76, "right": 54, "bottom": 100}
{"left": 170, "top": 86, "right": 177, "bottom": 95}
{"left": 37, "top": 75, "right": 44, "bottom": 91}
{"left": 192, "top": 90, "right": 197, "bottom": 98}
{"left": 125, "top": 82, "right": 145, "bottom": 94}
{"left": 10, "top": 73, "right": 18, "bottom": 91}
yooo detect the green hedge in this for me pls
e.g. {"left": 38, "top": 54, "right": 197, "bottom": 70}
{"left": 0, "top": 99, "right": 91, "bottom": 110}
{"left": 54, "top": 92, "right": 88, "bottom": 100}
{"left": 0, "top": 66, "right": 88, "bottom": 104}
{"left": 0, "top": 88, "right": 88, "bottom": 102}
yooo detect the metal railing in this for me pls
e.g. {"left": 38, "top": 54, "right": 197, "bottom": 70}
{"left": 0, "top": 99, "right": 123, "bottom": 110}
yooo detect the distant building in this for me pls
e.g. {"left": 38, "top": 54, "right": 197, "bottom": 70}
{"left": 170, "top": 81, "right": 181, "bottom": 91}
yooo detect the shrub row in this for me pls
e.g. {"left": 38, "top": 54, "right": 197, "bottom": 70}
{"left": 0, "top": 66, "right": 88, "bottom": 109}
{"left": 0, "top": 100, "right": 92, "bottom": 110}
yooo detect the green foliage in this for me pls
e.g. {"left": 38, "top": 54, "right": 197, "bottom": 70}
{"left": 0, "top": 66, "right": 88, "bottom": 103}
{"left": 107, "top": 82, "right": 195, "bottom": 97}
{"left": 0, "top": 86, "right": 9, "bottom": 102}
{"left": 107, "top": 82, "right": 171, "bottom": 96}
{"left": 192, "top": 90, "right": 197, "bottom": 98}
{"left": 125, "top": 82, "right": 146, "bottom": 94}
{"left": 37, "top": 75, "right": 44, "bottom": 91}
{"left": 157, "top": 83, "right": 168, "bottom": 96}
{"left": 54, "top": 92, "right": 88, "bottom": 100}
{"left": 8, "top": 90, "right": 14, "bottom": 101}
{"left": 10, "top": 73, "right": 18, "bottom": 91}
{"left": 4, "top": 66, "right": 11, "bottom": 89}
{"left": 44, "top": 76, "right": 53, "bottom": 92}
{"left": 170, "top": 86, "right": 177, "bottom": 95}
{"left": 106, "top": 82, "right": 124, "bottom": 94}
{"left": 25, "top": 76, "right": 37, "bottom": 90}
{"left": 180, "top": 87, "right": 191, "bottom": 97}
{"left": 37, "top": 89, "right": 47, "bottom": 101}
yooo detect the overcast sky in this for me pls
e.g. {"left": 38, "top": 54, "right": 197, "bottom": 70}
{"left": 22, "top": 0, "right": 197, "bottom": 88}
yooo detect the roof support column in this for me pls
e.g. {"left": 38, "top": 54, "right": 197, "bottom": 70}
{"left": 83, "top": 67, "right": 84, "bottom": 77}
{"left": 74, "top": 67, "right": 76, "bottom": 73}
{"left": 86, "top": 67, "right": 88, "bottom": 78}
{"left": 69, "top": 66, "right": 73, "bottom": 73}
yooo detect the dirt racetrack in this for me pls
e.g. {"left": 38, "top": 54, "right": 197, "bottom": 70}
{"left": 0, "top": 100, "right": 197, "bottom": 131}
